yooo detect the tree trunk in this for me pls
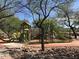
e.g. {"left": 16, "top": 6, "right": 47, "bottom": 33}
{"left": 40, "top": 28, "right": 45, "bottom": 51}
{"left": 70, "top": 26, "right": 77, "bottom": 39}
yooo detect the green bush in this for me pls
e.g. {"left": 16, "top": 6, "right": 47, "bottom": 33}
{"left": 64, "top": 35, "right": 72, "bottom": 39}
{"left": 55, "top": 34, "right": 69, "bottom": 40}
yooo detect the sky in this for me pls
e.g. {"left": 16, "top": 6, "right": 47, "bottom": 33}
{"left": 72, "top": 0, "right": 79, "bottom": 11}
{"left": 15, "top": 0, "right": 79, "bottom": 24}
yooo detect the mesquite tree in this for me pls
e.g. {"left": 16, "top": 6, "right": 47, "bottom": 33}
{"left": 22, "top": 0, "right": 72, "bottom": 51}
{"left": 57, "top": 0, "right": 77, "bottom": 39}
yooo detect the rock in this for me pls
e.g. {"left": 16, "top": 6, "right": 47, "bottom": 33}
{"left": 19, "top": 46, "right": 79, "bottom": 59}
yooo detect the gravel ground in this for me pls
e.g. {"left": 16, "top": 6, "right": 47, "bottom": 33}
{"left": 0, "top": 43, "right": 25, "bottom": 59}
{"left": 20, "top": 46, "right": 79, "bottom": 59}
{"left": 0, "top": 40, "right": 79, "bottom": 59}
{"left": 1, "top": 46, "right": 79, "bottom": 59}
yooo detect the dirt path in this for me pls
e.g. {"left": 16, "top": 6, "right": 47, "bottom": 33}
{"left": 28, "top": 40, "right": 79, "bottom": 48}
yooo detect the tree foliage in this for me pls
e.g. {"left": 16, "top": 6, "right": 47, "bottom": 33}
{"left": 56, "top": 0, "right": 77, "bottom": 39}
{"left": 0, "top": 16, "right": 22, "bottom": 42}
{"left": 0, "top": 0, "right": 22, "bottom": 19}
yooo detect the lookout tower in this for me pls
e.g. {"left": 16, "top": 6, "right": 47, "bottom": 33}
{"left": 19, "top": 19, "right": 31, "bottom": 42}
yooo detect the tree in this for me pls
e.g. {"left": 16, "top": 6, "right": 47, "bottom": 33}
{"left": 33, "top": 19, "right": 57, "bottom": 39}
{"left": 0, "top": 16, "right": 22, "bottom": 42}
{"left": 0, "top": 0, "right": 22, "bottom": 19}
{"left": 0, "top": 0, "right": 25, "bottom": 42}
{"left": 56, "top": 0, "right": 77, "bottom": 39}
{"left": 23, "top": 0, "right": 71, "bottom": 51}
{"left": 33, "top": 19, "right": 70, "bottom": 40}
{"left": 0, "top": 0, "right": 22, "bottom": 35}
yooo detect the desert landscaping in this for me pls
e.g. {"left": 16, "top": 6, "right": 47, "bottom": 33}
{"left": 0, "top": 40, "right": 79, "bottom": 59}
{"left": 0, "top": 0, "right": 79, "bottom": 59}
